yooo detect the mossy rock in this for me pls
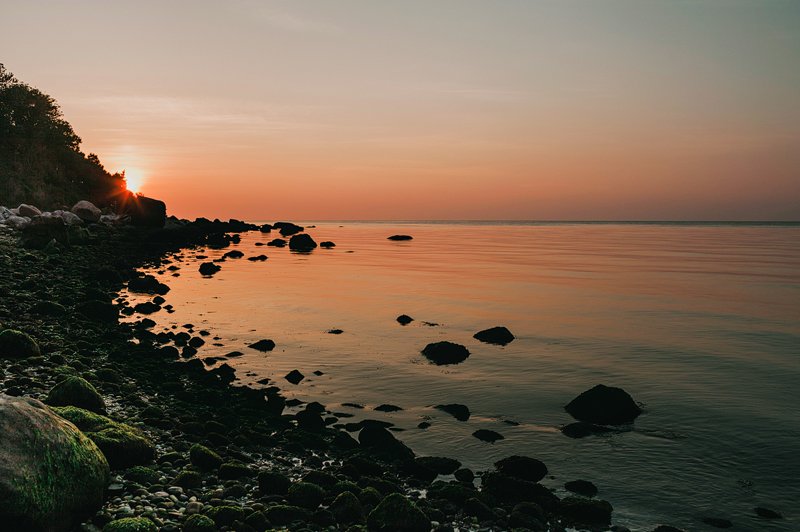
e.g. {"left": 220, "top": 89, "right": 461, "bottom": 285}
{"left": 218, "top": 461, "right": 252, "bottom": 480}
{"left": 264, "top": 504, "right": 311, "bottom": 526}
{"left": 559, "top": 496, "right": 613, "bottom": 527}
{"left": 183, "top": 513, "right": 216, "bottom": 532}
{"left": 244, "top": 510, "right": 269, "bottom": 530}
{"left": 189, "top": 443, "right": 222, "bottom": 471}
{"left": 206, "top": 505, "right": 246, "bottom": 526}
{"left": 331, "top": 491, "right": 366, "bottom": 525}
{"left": 358, "top": 487, "right": 382, "bottom": 509}
{"left": 0, "top": 395, "right": 109, "bottom": 531}
{"left": 0, "top": 329, "right": 40, "bottom": 359}
{"left": 51, "top": 406, "right": 155, "bottom": 469}
{"left": 366, "top": 493, "right": 430, "bottom": 532}
{"left": 288, "top": 481, "right": 326, "bottom": 509}
{"left": 124, "top": 466, "right": 160, "bottom": 485}
{"left": 258, "top": 470, "right": 291, "bottom": 495}
{"left": 47, "top": 376, "right": 106, "bottom": 413}
{"left": 102, "top": 517, "right": 158, "bottom": 532}
{"left": 31, "top": 300, "right": 67, "bottom": 317}
{"left": 173, "top": 469, "right": 202, "bottom": 489}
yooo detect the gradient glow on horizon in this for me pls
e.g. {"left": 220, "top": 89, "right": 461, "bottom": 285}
{"left": 2, "top": 0, "right": 799, "bottom": 220}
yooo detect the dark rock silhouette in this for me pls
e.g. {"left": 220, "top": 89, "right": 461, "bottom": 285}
{"left": 435, "top": 403, "right": 470, "bottom": 421}
{"left": 274, "top": 222, "right": 304, "bottom": 236}
{"left": 289, "top": 233, "right": 317, "bottom": 251}
{"left": 396, "top": 314, "right": 414, "bottom": 325}
{"left": 422, "top": 341, "right": 470, "bottom": 365}
{"left": 267, "top": 238, "right": 287, "bottom": 247}
{"left": 366, "top": 493, "right": 430, "bottom": 532}
{"left": 46, "top": 376, "right": 106, "bottom": 413}
{"left": 701, "top": 516, "right": 733, "bottom": 528}
{"left": 285, "top": 369, "right": 305, "bottom": 384}
{"left": 320, "top": 241, "right": 336, "bottom": 248}
{"left": 0, "top": 396, "right": 109, "bottom": 531}
{"left": 564, "top": 384, "right": 642, "bottom": 425}
{"left": 247, "top": 254, "right": 268, "bottom": 261}
{"left": 754, "top": 507, "right": 783, "bottom": 519}
{"left": 559, "top": 497, "right": 613, "bottom": 528}
{"left": 223, "top": 250, "right": 244, "bottom": 259}
{"left": 248, "top": 339, "right": 275, "bottom": 352}
{"left": 472, "top": 429, "right": 504, "bottom": 442}
{"left": 71, "top": 200, "right": 101, "bottom": 223}
{"left": 473, "top": 326, "right": 515, "bottom": 345}
{"left": 388, "top": 235, "right": 413, "bottom": 241}
{"left": 494, "top": 455, "right": 547, "bottom": 482}
{"left": 560, "top": 421, "right": 615, "bottom": 438}
{"left": 259, "top": 224, "right": 272, "bottom": 233}
{"left": 375, "top": 404, "right": 403, "bottom": 412}
{"left": 199, "top": 262, "right": 221, "bottom": 276}
{"left": 0, "top": 329, "right": 40, "bottom": 358}
{"left": 120, "top": 194, "right": 166, "bottom": 227}
{"left": 565, "top": 479, "right": 598, "bottom": 497}
{"left": 128, "top": 274, "right": 170, "bottom": 295}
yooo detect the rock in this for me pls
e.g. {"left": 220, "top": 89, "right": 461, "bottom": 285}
{"left": 396, "top": 314, "right": 414, "bottom": 325}
{"left": 183, "top": 514, "right": 216, "bottom": 532}
{"left": 275, "top": 222, "right": 304, "bottom": 236}
{"left": 31, "top": 300, "right": 67, "bottom": 316}
{"left": 248, "top": 339, "right": 275, "bottom": 352}
{"left": 375, "top": 404, "right": 403, "bottom": 412}
{"left": 289, "top": 233, "right": 318, "bottom": 251}
{"left": 71, "top": 200, "right": 101, "bottom": 223}
{"left": 244, "top": 511, "right": 269, "bottom": 531}
{"left": 223, "top": 250, "right": 244, "bottom": 259}
{"left": 198, "top": 262, "right": 221, "bottom": 276}
{"left": 359, "top": 425, "right": 414, "bottom": 462}
{"left": 565, "top": 479, "right": 598, "bottom": 497}
{"left": 560, "top": 497, "right": 613, "bottom": 528}
{"left": 47, "top": 376, "right": 105, "bottom": 413}
{"left": 259, "top": 223, "right": 272, "bottom": 233}
{"left": 120, "top": 194, "right": 167, "bottom": 228}
{"left": 285, "top": 369, "right": 305, "bottom": 384}
{"left": 464, "top": 497, "right": 495, "bottom": 520}
{"left": 77, "top": 300, "right": 119, "bottom": 323}
{"left": 267, "top": 238, "right": 287, "bottom": 247}
{"left": 560, "top": 421, "right": 614, "bottom": 438}
{"left": 495, "top": 455, "right": 547, "bottom": 483}
{"left": 754, "top": 507, "right": 783, "bottom": 519}
{"left": 481, "top": 472, "right": 559, "bottom": 509}
{"left": 0, "top": 395, "right": 109, "bottom": 531}
{"left": 173, "top": 469, "right": 202, "bottom": 489}
{"left": 473, "top": 429, "right": 504, "bottom": 443}
{"left": 4, "top": 215, "right": 30, "bottom": 229}
{"left": 102, "top": 517, "right": 157, "bottom": 531}
{"left": 258, "top": 470, "right": 291, "bottom": 496}
{"left": 207, "top": 506, "right": 246, "bottom": 526}
{"left": 435, "top": 403, "right": 470, "bottom": 421}
{"left": 21, "top": 215, "right": 69, "bottom": 248}
{"left": 56, "top": 210, "right": 83, "bottom": 226}
{"left": 565, "top": 384, "right": 642, "bottom": 425}
{"left": 387, "top": 235, "right": 413, "bottom": 241}
{"left": 509, "top": 502, "right": 546, "bottom": 529}
{"left": 128, "top": 274, "right": 170, "bottom": 295}
{"left": 701, "top": 517, "right": 733, "bottom": 528}
{"left": 264, "top": 505, "right": 311, "bottom": 526}
{"left": 473, "top": 326, "right": 515, "bottom": 345}
{"left": 189, "top": 444, "right": 222, "bottom": 470}
{"left": 89, "top": 425, "right": 155, "bottom": 469}
{"left": 17, "top": 203, "right": 41, "bottom": 217}
{"left": 320, "top": 241, "right": 336, "bottom": 248}
{"left": 133, "top": 302, "right": 160, "bottom": 314}
{"left": 247, "top": 254, "right": 268, "bottom": 261}
{"left": 367, "top": 493, "right": 430, "bottom": 531}
{"left": 454, "top": 468, "right": 474, "bottom": 482}
{"left": 328, "top": 328, "right": 344, "bottom": 334}
{"left": 415, "top": 456, "right": 461, "bottom": 475}
{"left": 331, "top": 491, "right": 365, "bottom": 525}
{"left": 0, "top": 329, "right": 40, "bottom": 358}
{"left": 288, "top": 481, "right": 326, "bottom": 509}
{"left": 422, "top": 341, "right": 470, "bottom": 365}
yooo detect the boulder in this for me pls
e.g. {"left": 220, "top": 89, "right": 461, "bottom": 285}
{"left": 274, "top": 222, "right": 304, "bottom": 236}
{"left": 330, "top": 491, "right": 365, "bottom": 525}
{"left": 473, "top": 429, "right": 504, "bottom": 443}
{"left": 121, "top": 194, "right": 167, "bottom": 228}
{"left": 0, "top": 329, "right": 40, "bottom": 359}
{"left": 21, "top": 215, "right": 69, "bottom": 249}
{"left": 559, "top": 496, "right": 613, "bottom": 528}
{"left": 47, "top": 376, "right": 106, "bottom": 413}
{"left": 267, "top": 238, "right": 287, "bottom": 247}
{"left": 367, "top": 493, "right": 430, "bottom": 532}
{"left": 77, "top": 300, "right": 119, "bottom": 323}
{"left": 103, "top": 517, "right": 157, "bottom": 532}
{"left": 495, "top": 455, "right": 548, "bottom": 483}
{"left": 359, "top": 425, "right": 414, "bottom": 462}
{"left": 289, "top": 233, "right": 317, "bottom": 251}
{"left": 396, "top": 314, "right": 414, "bottom": 325}
{"left": 285, "top": 369, "right": 305, "bottom": 384}
{"left": 128, "top": 275, "right": 169, "bottom": 295}
{"left": 473, "top": 326, "right": 515, "bottom": 345}
{"left": 4, "top": 215, "right": 30, "bottom": 229}
{"left": 565, "top": 479, "right": 598, "bottom": 497}
{"left": 198, "top": 262, "right": 221, "bottom": 276}
{"left": 421, "top": 341, "right": 470, "bottom": 365}
{"left": 320, "top": 241, "right": 336, "bottom": 248}
{"left": 565, "top": 384, "right": 642, "bottom": 425}
{"left": 71, "top": 200, "right": 101, "bottom": 223}
{"left": 287, "top": 481, "right": 326, "bottom": 509}
{"left": 435, "top": 403, "right": 470, "bottom": 421}
{"left": 387, "top": 235, "right": 413, "bottom": 241}
{"left": 17, "top": 204, "right": 41, "bottom": 217}
{"left": 0, "top": 395, "right": 109, "bottom": 531}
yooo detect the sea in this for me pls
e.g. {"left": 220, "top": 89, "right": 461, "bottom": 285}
{"left": 123, "top": 221, "right": 800, "bottom": 531}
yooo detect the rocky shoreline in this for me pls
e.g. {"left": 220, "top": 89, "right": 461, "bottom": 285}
{"left": 0, "top": 205, "right": 698, "bottom": 532}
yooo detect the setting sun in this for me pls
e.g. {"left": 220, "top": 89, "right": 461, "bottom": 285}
{"left": 123, "top": 169, "right": 145, "bottom": 194}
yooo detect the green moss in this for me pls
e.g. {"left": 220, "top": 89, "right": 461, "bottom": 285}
{"left": 287, "top": 481, "right": 325, "bottom": 509}
{"left": 0, "top": 329, "right": 40, "bottom": 358}
{"left": 173, "top": 469, "right": 202, "bottom": 489}
{"left": 124, "top": 466, "right": 160, "bottom": 485}
{"left": 47, "top": 376, "right": 105, "bottom": 413}
{"left": 189, "top": 443, "right": 222, "bottom": 471}
{"left": 331, "top": 491, "right": 366, "bottom": 525}
{"left": 52, "top": 405, "right": 113, "bottom": 432}
{"left": 218, "top": 461, "right": 251, "bottom": 480}
{"left": 183, "top": 513, "right": 216, "bottom": 532}
{"left": 207, "top": 505, "right": 245, "bottom": 526}
{"left": 366, "top": 493, "right": 430, "bottom": 532}
{"left": 102, "top": 516, "right": 158, "bottom": 532}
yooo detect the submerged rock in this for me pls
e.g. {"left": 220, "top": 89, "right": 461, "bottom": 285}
{"left": 473, "top": 326, "right": 515, "bottom": 345}
{"left": 560, "top": 421, "right": 615, "bottom": 438}
{"left": 248, "top": 339, "right": 275, "bottom": 352}
{"left": 435, "top": 403, "right": 470, "bottom": 421}
{"left": 565, "top": 384, "right": 642, "bottom": 425}
{"left": 421, "top": 341, "right": 470, "bottom": 365}
{"left": 754, "top": 507, "right": 783, "bottom": 519}
{"left": 387, "top": 235, "right": 413, "bottom": 241}
{"left": 0, "top": 395, "right": 109, "bottom": 531}
{"left": 472, "top": 429, "right": 504, "bottom": 443}
{"left": 198, "top": 262, "right": 221, "bottom": 276}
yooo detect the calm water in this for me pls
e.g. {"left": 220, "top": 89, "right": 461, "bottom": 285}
{"left": 124, "top": 222, "right": 800, "bottom": 530}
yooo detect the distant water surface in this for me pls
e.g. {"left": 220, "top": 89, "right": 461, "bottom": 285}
{"left": 125, "top": 222, "right": 800, "bottom": 530}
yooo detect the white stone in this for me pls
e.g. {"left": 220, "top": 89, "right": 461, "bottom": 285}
{"left": 71, "top": 200, "right": 101, "bottom": 223}
{"left": 17, "top": 204, "right": 42, "bottom": 217}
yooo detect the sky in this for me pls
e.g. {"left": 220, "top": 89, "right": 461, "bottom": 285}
{"left": 1, "top": 0, "right": 799, "bottom": 220}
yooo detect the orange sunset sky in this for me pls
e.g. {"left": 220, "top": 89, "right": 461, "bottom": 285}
{"left": 2, "top": 1, "right": 799, "bottom": 220}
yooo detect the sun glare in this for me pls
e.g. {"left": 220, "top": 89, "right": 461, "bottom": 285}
{"left": 124, "top": 169, "right": 145, "bottom": 195}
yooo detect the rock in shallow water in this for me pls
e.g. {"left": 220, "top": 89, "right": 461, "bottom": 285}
{"left": 396, "top": 314, "right": 414, "bottom": 325}
{"left": 387, "top": 235, "right": 413, "bottom": 241}
{"left": 0, "top": 395, "right": 109, "bottom": 531}
{"left": 285, "top": 369, "right": 305, "bottom": 384}
{"left": 473, "top": 326, "right": 515, "bottom": 345}
{"left": 564, "top": 384, "right": 642, "bottom": 425}
{"left": 422, "top": 341, "right": 470, "bottom": 365}
{"left": 495, "top": 455, "right": 548, "bottom": 482}
{"left": 289, "top": 233, "right": 317, "bottom": 251}
{"left": 435, "top": 403, "right": 470, "bottom": 421}
{"left": 248, "top": 339, "right": 276, "bottom": 352}
{"left": 198, "top": 262, "right": 221, "bottom": 276}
